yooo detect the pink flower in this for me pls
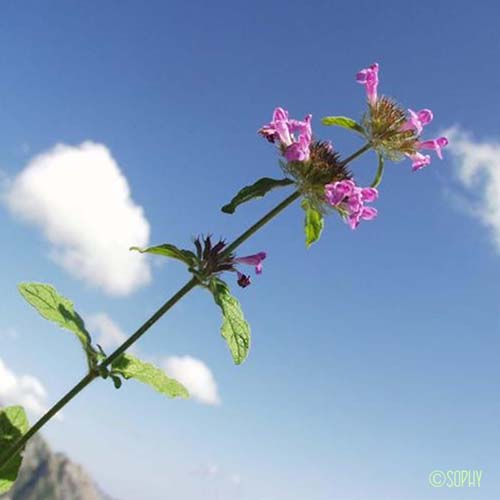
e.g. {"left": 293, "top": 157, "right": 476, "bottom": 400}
{"left": 418, "top": 136, "right": 449, "bottom": 160}
{"left": 233, "top": 251, "right": 267, "bottom": 287}
{"left": 259, "top": 107, "right": 290, "bottom": 144}
{"left": 356, "top": 63, "right": 379, "bottom": 106}
{"left": 284, "top": 134, "right": 311, "bottom": 162}
{"left": 400, "top": 108, "right": 433, "bottom": 136}
{"left": 259, "top": 108, "right": 312, "bottom": 161}
{"left": 325, "top": 180, "right": 379, "bottom": 229}
{"left": 406, "top": 152, "right": 431, "bottom": 171}
{"left": 234, "top": 251, "right": 267, "bottom": 274}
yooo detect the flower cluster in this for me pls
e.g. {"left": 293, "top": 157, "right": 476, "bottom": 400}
{"left": 193, "top": 236, "right": 266, "bottom": 288}
{"left": 325, "top": 180, "right": 378, "bottom": 229}
{"left": 256, "top": 63, "right": 450, "bottom": 233}
{"left": 357, "top": 62, "right": 448, "bottom": 171}
{"left": 259, "top": 107, "right": 313, "bottom": 162}
{"left": 260, "top": 109, "right": 352, "bottom": 206}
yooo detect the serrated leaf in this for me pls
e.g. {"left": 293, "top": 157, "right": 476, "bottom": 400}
{"left": 130, "top": 244, "right": 197, "bottom": 267}
{"left": 222, "top": 177, "right": 294, "bottom": 214}
{"left": 209, "top": 278, "right": 250, "bottom": 365}
{"left": 302, "top": 200, "right": 324, "bottom": 247}
{"left": 112, "top": 353, "right": 189, "bottom": 399}
{"left": 18, "top": 283, "right": 97, "bottom": 368}
{"left": 0, "top": 406, "right": 29, "bottom": 494}
{"left": 321, "top": 116, "right": 365, "bottom": 135}
{"left": 371, "top": 152, "right": 384, "bottom": 188}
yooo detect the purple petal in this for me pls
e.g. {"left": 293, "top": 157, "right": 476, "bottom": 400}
{"left": 361, "top": 206, "right": 378, "bottom": 221}
{"left": 417, "top": 109, "right": 433, "bottom": 125}
{"left": 408, "top": 152, "right": 432, "bottom": 171}
{"left": 234, "top": 252, "right": 266, "bottom": 266}
{"left": 274, "top": 120, "right": 292, "bottom": 146}
{"left": 360, "top": 187, "right": 379, "bottom": 202}
{"left": 272, "top": 107, "right": 289, "bottom": 122}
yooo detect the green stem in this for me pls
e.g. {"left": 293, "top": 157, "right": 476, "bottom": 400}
{"left": 370, "top": 153, "right": 384, "bottom": 188}
{"left": 101, "top": 278, "right": 199, "bottom": 368}
{"left": 0, "top": 278, "right": 198, "bottom": 469}
{"left": 0, "top": 190, "right": 301, "bottom": 471}
{"left": 341, "top": 142, "right": 372, "bottom": 166}
{"left": 0, "top": 373, "right": 96, "bottom": 465}
{"left": 223, "top": 190, "right": 301, "bottom": 255}
{"left": 0, "top": 142, "right": 373, "bottom": 472}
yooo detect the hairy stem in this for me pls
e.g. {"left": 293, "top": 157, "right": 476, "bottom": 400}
{"left": 0, "top": 189, "right": 301, "bottom": 470}
{"left": 223, "top": 190, "right": 301, "bottom": 255}
{"left": 341, "top": 142, "right": 372, "bottom": 166}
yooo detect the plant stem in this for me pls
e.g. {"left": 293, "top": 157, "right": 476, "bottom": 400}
{"left": 0, "top": 190, "right": 301, "bottom": 471}
{"left": 0, "top": 278, "right": 199, "bottom": 469}
{"left": 0, "top": 142, "right": 372, "bottom": 471}
{"left": 101, "top": 278, "right": 199, "bottom": 368}
{"left": 223, "top": 190, "right": 301, "bottom": 255}
{"left": 341, "top": 142, "right": 372, "bottom": 166}
{"left": 0, "top": 373, "right": 96, "bottom": 466}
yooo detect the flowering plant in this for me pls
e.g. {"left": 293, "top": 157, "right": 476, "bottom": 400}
{"left": 0, "top": 63, "right": 448, "bottom": 493}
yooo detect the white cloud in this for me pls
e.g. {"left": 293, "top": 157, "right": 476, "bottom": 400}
{"left": 446, "top": 127, "right": 500, "bottom": 251}
{"left": 0, "top": 327, "right": 18, "bottom": 340}
{"left": 0, "top": 357, "right": 48, "bottom": 416}
{"left": 86, "top": 313, "right": 128, "bottom": 351}
{"left": 3, "top": 142, "right": 151, "bottom": 295}
{"left": 163, "top": 355, "right": 220, "bottom": 405}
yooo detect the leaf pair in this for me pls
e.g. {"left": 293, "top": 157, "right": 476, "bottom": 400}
{"left": 130, "top": 245, "right": 251, "bottom": 365}
{"left": 17, "top": 283, "right": 189, "bottom": 399}
{"left": 221, "top": 176, "right": 323, "bottom": 248}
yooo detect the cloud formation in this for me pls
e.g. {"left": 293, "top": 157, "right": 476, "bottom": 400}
{"left": 0, "top": 357, "right": 48, "bottom": 416}
{"left": 3, "top": 142, "right": 151, "bottom": 295}
{"left": 163, "top": 355, "right": 220, "bottom": 405}
{"left": 446, "top": 128, "right": 500, "bottom": 251}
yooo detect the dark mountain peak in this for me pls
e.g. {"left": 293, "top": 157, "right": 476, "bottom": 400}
{"left": 1, "top": 434, "right": 115, "bottom": 500}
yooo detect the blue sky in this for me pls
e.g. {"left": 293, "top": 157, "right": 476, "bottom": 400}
{"left": 1, "top": 1, "right": 499, "bottom": 499}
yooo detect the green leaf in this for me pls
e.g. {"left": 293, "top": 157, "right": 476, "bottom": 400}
{"left": 321, "top": 116, "right": 365, "bottom": 136}
{"left": 130, "top": 244, "right": 197, "bottom": 267}
{"left": 18, "top": 283, "right": 97, "bottom": 367}
{"left": 0, "top": 406, "right": 29, "bottom": 494}
{"left": 222, "top": 177, "right": 294, "bottom": 214}
{"left": 371, "top": 152, "right": 384, "bottom": 188}
{"left": 209, "top": 278, "right": 251, "bottom": 365}
{"left": 112, "top": 353, "right": 189, "bottom": 399}
{"left": 302, "top": 200, "right": 324, "bottom": 247}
